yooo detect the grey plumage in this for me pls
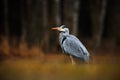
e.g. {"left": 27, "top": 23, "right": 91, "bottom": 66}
{"left": 52, "top": 25, "right": 90, "bottom": 63}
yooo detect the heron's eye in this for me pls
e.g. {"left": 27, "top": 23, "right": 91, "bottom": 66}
{"left": 61, "top": 25, "right": 67, "bottom": 29}
{"left": 62, "top": 26, "right": 66, "bottom": 28}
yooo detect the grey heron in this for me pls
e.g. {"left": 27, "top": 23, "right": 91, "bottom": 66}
{"left": 52, "top": 25, "right": 90, "bottom": 64}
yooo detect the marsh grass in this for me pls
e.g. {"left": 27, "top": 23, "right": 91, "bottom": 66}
{"left": 0, "top": 55, "right": 120, "bottom": 80}
{"left": 0, "top": 37, "right": 120, "bottom": 80}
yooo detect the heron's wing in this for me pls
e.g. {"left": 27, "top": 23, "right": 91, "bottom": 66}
{"left": 62, "top": 35, "right": 89, "bottom": 59}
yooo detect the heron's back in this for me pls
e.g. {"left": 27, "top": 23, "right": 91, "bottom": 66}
{"left": 61, "top": 34, "right": 90, "bottom": 62}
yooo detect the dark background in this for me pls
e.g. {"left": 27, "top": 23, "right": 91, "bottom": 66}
{"left": 0, "top": 0, "right": 120, "bottom": 57}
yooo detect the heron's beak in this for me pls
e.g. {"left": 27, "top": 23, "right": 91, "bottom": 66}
{"left": 51, "top": 27, "right": 63, "bottom": 31}
{"left": 51, "top": 27, "right": 60, "bottom": 30}
{"left": 51, "top": 27, "right": 65, "bottom": 32}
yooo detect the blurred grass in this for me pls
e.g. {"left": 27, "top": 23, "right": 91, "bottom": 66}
{"left": 0, "top": 37, "right": 120, "bottom": 80}
{"left": 0, "top": 56, "right": 120, "bottom": 80}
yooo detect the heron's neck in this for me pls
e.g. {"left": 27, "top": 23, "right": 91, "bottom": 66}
{"left": 59, "top": 32, "right": 69, "bottom": 37}
{"left": 59, "top": 32, "right": 69, "bottom": 45}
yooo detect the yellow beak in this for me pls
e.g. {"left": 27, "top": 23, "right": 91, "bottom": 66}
{"left": 51, "top": 27, "right": 61, "bottom": 31}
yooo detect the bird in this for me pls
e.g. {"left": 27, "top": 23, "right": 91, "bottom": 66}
{"left": 51, "top": 25, "right": 90, "bottom": 64}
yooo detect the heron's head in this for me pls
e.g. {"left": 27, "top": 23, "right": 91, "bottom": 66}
{"left": 51, "top": 25, "right": 69, "bottom": 33}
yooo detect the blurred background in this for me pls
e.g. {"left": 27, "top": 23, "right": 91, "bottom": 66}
{"left": 0, "top": 0, "right": 120, "bottom": 80}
